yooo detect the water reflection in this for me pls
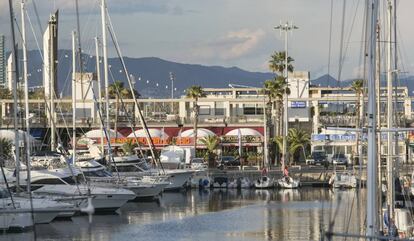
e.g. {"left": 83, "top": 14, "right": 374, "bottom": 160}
{"left": 0, "top": 188, "right": 366, "bottom": 241}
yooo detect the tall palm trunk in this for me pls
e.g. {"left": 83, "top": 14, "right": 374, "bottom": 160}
{"left": 273, "top": 100, "right": 278, "bottom": 137}
{"left": 193, "top": 101, "right": 199, "bottom": 161}
{"left": 355, "top": 92, "right": 361, "bottom": 165}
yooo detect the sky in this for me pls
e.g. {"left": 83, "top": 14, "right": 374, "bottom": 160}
{"left": 1, "top": 0, "right": 414, "bottom": 80}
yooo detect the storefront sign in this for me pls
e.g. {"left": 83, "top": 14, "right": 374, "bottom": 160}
{"left": 221, "top": 135, "right": 262, "bottom": 143}
{"left": 291, "top": 101, "right": 306, "bottom": 108}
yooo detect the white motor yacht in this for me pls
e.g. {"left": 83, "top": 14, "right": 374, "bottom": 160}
{"left": 277, "top": 176, "right": 300, "bottom": 189}
{"left": 33, "top": 184, "right": 136, "bottom": 212}
{"left": 77, "top": 159, "right": 169, "bottom": 198}
{"left": 254, "top": 176, "right": 274, "bottom": 189}
{"left": 1, "top": 151, "right": 83, "bottom": 189}
{"left": 329, "top": 172, "right": 357, "bottom": 189}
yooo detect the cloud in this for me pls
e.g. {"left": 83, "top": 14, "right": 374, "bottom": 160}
{"left": 191, "top": 29, "right": 266, "bottom": 61}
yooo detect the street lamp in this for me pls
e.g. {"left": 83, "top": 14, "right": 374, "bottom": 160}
{"left": 274, "top": 21, "right": 298, "bottom": 172}
{"left": 169, "top": 72, "right": 175, "bottom": 99}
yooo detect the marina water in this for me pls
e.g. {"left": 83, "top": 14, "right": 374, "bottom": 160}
{"left": 1, "top": 188, "right": 366, "bottom": 241}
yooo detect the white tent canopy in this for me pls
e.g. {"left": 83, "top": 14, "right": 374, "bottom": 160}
{"left": 180, "top": 128, "right": 215, "bottom": 138}
{"left": 128, "top": 128, "right": 169, "bottom": 138}
{"left": 0, "top": 129, "right": 41, "bottom": 146}
{"left": 83, "top": 129, "right": 125, "bottom": 139}
{"left": 225, "top": 128, "right": 263, "bottom": 137}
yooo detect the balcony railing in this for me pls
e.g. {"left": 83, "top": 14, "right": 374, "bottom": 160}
{"left": 319, "top": 115, "right": 357, "bottom": 127}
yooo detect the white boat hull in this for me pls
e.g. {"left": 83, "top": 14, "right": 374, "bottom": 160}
{"left": 277, "top": 179, "right": 300, "bottom": 189}
{"left": 33, "top": 185, "right": 136, "bottom": 212}
{"left": 254, "top": 176, "right": 273, "bottom": 189}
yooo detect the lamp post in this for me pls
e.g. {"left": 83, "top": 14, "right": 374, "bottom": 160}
{"left": 274, "top": 22, "right": 298, "bottom": 172}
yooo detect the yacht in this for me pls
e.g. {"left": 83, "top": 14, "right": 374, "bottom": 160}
{"left": 77, "top": 159, "right": 169, "bottom": 198}
{"left": 33, "top": 184, "right": 136, "bottom": 212}
{"left": 277, "top": 176, "right": 300, "bottom": 189}
{"left": 254, "top": 176, "right": 274, "bottom": 189}
{"left": 0, "top": 151, "right": 83, "bottom": 189}
{"left": 329, "top": 172, "right": 357, "bottom": 188}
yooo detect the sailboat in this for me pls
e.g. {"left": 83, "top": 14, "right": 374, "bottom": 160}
{"left": 325, "top": 0, "right": 414, "bottom": 239}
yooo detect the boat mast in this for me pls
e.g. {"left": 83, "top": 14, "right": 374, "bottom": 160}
{"left": 101, "top": 0, "right": 111, "bottom": 146}
{"left": 48, "top": 12, "right": 58, "bottom": 151}
{"left": 8, "top": 0, "right": 21, "bottom": 191}
{"left": 263, "top": 97, "right": 269, "bottom": 168}
{"left": 366, "top": 0, "right": 379, "bottom": 236}
{"left": 72, "top": 30, "right": 77, "bottom": 165}
{"left": 375, "top": 19, "right": 383, "bottom": 231}
{"left": 95, "top": 37, "right": 104, "bottom": 156}
{"left": 21, "top": 0, "right": 32, "bottom": 193}
{"left": 386, "top": 0, "right": 395, "bottom": 221}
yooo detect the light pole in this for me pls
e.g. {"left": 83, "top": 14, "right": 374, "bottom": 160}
{"left": 169, "top": 72, "right": 175, "bottom": 99}
{"left": 274, "top": 22, "right": 298, "bottom": 172}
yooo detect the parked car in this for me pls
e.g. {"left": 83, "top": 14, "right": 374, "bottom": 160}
{"left": 191, "top": 158, "right": 208, "bottom": 169}
{"left": 306, "top": 152, "right": 327, "bottom": 165}
{"left": 332, "top": 153, "right": 348, "bottom": 166}
{"left": 217, "top": 156, "right": 240, "bottom": 169}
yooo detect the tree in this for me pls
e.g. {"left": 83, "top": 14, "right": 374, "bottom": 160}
{"left": 273, "top": 128, "right": 310, "bottom": 165}
{"left": 29, "top": 88, "right": 45, "bottom": 99}
{"left": 200, "top": 135, "right": 220, "bottom": 168}
{"left": 267, "top": 51, "right": 294, "bottom": 165}
{"left": 121, "top": 139, "right": 137, "bottom": 155}
{"left": 185, "top": 85, "right": 206, "bottom": 159}
{"left": 0, "top": 138, "right": 12, "bottom": 160}
{"left": 269, "top": 51, "right": 294, "bottom": 74}
{"left": 351, "top": 79, "right": 364, "bottom": 165}
{"left": 0, "top": 87, "right": 11, "bottom": 99}
{"left": 107, "top": 80, "right": 140, "bottom": 138}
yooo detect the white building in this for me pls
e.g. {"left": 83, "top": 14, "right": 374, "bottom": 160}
{"left": 73, "top": 72, "right": 99, "bottom": 120}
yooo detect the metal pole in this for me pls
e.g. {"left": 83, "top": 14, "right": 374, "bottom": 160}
{"left": 21, "top": 0, "right": 31, "bottom": 193}
{"left": 386, "top": 0, "right": 395, "bottom": 221}
{"left": 95, "top": 37, "right": 104, "bottom": 156}
{"left": 274, "top": 22, "right": 297, "bottom": 172}
{"left": 8, "top": 0, "right": 21, "bottom": 191}
{"left": 101, "top": 0, "right": 110, "bottom": 144}
{"left": 263, "top": 97, "right": 268, "bottom": 168}
{"left": 366, "top": 0, "right": 379, "bottom": 237}
{"left": 72, "top": 30, "right": 77, "bottom": 166}
{"left": 283, "top": 23, "right": 288, "bottom": 172}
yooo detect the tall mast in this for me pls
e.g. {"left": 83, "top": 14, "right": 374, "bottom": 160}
{"left": 386, "top": 0, "right": 395, "bottom": 221}
{"left": 366, "top": 0, "right": 379, "bottom": 236}
{"left": 21, "top": 0, "right": 32, "bottom": 193}
{"left": 72, "top": 30, "right": 77, "bottom": 165}
{"left": 8, "top": 0, "right": 21, "bottom": 191}
{"left": 95, "top": 37, "right": 104, "bottom": 156}
{"left": 263, "top": 98, "right": 269, "bottom": 167}
{"left": 101, "top": 0, "right": 111, "bottom": 145}
{"left": 48, "top": 12, "right": 58, "bottom": 151}
{"left": 375, "top": 20, "right": 383, "bottom": 231}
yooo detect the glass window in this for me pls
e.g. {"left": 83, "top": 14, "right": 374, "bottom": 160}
{"left": 199, "top": 106, "right": 211, "bottom": 115}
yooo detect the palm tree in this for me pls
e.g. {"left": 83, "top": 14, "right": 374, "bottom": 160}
{"left": 0, "top": 87, "right": 11, "bottom": 99}
{"left": 186, "top": 85, "right": 206, "bottom": 158}
{"left": 29, "top": 88, "right": 45, "bottom": 99}
{"left": 0, "top": 138, "right": 12, "bottom": 159}
{"left": 351, "top": 79, "right": 364, "bottom": 165}
{"left": 200, "top": 135, "right": 220, "bottom": 168}
{"left": 269, "top": 51, "right": 294, "bottom": 74}
{"left": 273, "top": 128, "right": 310, "bottom": 165}
{"left": 121, "top": 139, "right": 137, "bottom": 155}
{"left": 107, "top": 80, "right": 139, "bottom": 138}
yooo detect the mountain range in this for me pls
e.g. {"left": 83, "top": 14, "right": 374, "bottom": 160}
{"left": 16, "top": 50, "right": 414, "bottom": 97}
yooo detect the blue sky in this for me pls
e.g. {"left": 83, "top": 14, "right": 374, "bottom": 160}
{"left": 1, "top": 0, "right": 414, "bottom": 80}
